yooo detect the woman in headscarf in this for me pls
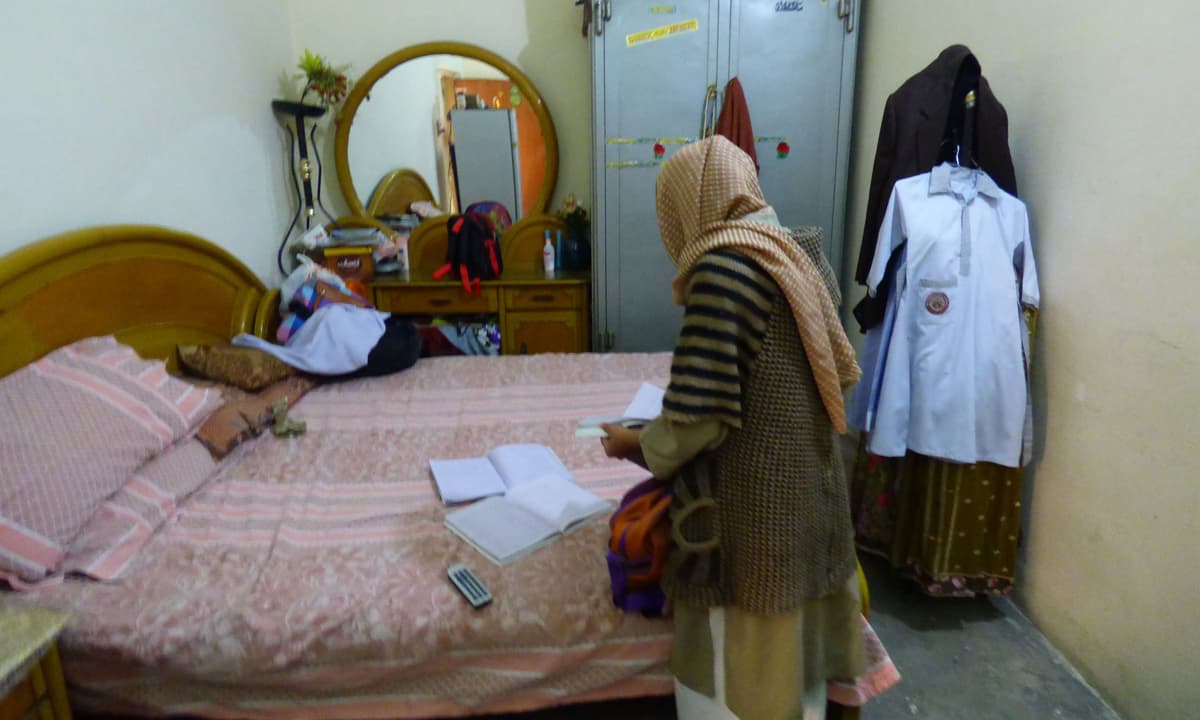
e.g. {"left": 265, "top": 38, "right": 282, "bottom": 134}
{"left": 602, "top": 135, "right": 864, "bottom": 720}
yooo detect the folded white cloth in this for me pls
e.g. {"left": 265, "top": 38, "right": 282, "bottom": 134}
{"left": 233, "top": 304, "right": 389, "bottom": 375}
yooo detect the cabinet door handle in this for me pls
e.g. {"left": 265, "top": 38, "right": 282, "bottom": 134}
{"left": 530, "top": 293, "right": 556, "bottom": 303}
{"left": 838, "top": 0, "right": 855, "bottom": 32}
{"left": 700, "top": 84, "right": 718, "bottom": 138}
{"left": 428, "top": 298, "right": 451, "bottom": 308}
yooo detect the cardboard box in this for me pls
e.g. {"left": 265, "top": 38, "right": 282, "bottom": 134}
{"left": 316, "top": 246, "right": 374, "bottom": 283}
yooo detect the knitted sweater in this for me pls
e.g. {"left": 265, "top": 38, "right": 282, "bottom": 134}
{"left": 661, "top": 249, "right": 857, "bottom": 613}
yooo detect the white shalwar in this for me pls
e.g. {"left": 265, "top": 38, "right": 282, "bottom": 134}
{"left": 864, "top": 163, "right": 1038, "bottom": 468}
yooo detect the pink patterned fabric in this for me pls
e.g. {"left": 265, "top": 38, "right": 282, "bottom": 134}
{"left": 828, "top": 616, "right": 902, "bottom": 707}
{"left": 0, "top": 336, "right": 223, "bottom": 586}
{"left": 4, "top": 354, "right": 895, "bottom": 717}
{"left": 63, "top": 440, "right": 217, "bottom": 580}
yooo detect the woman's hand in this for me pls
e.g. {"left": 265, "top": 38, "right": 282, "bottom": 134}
{"left": 600, "top": 424, "right": 642, "bottom": 461}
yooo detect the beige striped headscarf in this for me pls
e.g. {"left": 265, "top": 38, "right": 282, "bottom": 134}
{"left": 656, "top": 135, "right": 860, "bottom": 432}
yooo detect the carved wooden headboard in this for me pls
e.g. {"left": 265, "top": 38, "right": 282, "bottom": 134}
{"left": 366, "top": 168, "right": 437, "bottom": 217}
{"left": 0, "top": 225, "right": 274, "bottom": 378}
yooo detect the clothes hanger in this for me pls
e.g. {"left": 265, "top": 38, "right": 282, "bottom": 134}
{"left": 959, "top": 89, "right": 979, "bottom": 169}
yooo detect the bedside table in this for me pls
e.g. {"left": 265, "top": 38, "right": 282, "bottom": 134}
{"left": 1, "top": 607, "right": 71, "bottom": 720}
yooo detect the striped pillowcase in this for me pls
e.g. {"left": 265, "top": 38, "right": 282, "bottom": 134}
{"left": 63, "top": 439, "right": 217, "bottom": 580}
{"left": 0, "top": 336, "right": 223, "bottom": 587}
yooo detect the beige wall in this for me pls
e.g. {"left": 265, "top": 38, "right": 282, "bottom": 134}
{"left": 845, "top": 3, "right": 1200, "bottom": 718}
{"left": 285, "top": 0, "right": 591, "bottom": 218}
{"left": 0, "top": 0, "right": 294, "bottom": 280}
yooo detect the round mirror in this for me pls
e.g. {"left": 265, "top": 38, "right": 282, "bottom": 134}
{"left": 334, "top": 42, "right": 558, "bottom": 224}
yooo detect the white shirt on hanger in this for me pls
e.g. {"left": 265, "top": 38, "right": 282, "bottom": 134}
{"left": 848, "top": 244, "right": 904, "bottom": 434}
{"left": 865, "top": 163, "right": 1039, "bottom": 467}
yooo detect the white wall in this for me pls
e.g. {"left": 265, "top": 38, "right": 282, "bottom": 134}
{"left": 0, "top": 1, "right": 589, "bottom": 278}
{"left": 844, "top": 4, "right": 1200, "bottom": 718}
{"left": 0, "top": 0, "right": 294, "bottom": 281}
{"left": 285, "top": 0, "right": 590, "bottom": 218}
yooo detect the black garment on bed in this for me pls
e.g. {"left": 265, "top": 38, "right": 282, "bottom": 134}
{"left": 340, "top": 316, "right": 422, "bottom": 379}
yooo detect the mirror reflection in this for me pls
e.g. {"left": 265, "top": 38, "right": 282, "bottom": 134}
{"left": 347, "top": 54, "right": 547, "bottom": 223}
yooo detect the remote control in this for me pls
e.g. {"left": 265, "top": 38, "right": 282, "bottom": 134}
{"left": 448, "top": 564, "right": 492, "bottom": 609}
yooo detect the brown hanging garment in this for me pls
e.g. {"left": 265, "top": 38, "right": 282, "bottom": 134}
{"left": 714, "top": 77, "right": 758, "bottom": 172}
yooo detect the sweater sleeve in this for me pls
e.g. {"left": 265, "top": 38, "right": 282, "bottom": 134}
{"left": 662, "top": 251, "right": 775, "bottom": 428}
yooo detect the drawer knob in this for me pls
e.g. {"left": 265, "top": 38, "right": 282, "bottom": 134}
{"left": 428, "top": 298, "right": 451, "bottom": 308}
{"left": 530, "top": 293, "right": 556, "bottom": 303}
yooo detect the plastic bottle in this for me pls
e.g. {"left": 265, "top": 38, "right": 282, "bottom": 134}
{"left": 543, "top": 231, "right": 555, "bottom": 274}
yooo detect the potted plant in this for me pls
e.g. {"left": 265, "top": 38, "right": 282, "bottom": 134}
{"left": 557, "top": 194, "right": 590, "bottom": 272}
{"left": 274, "top": 50, "right": 351, "bottom": 117}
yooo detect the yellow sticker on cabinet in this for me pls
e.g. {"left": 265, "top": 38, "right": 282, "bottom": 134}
{"left": 626, "top": 18, "right": 699, "bottom": 47}
{"left": 650, "top": 4, "right": 677, "bottom": 13}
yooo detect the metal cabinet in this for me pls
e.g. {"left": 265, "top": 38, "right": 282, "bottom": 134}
{"left": 590, "top": 0, "right": 860, "bottom": 352}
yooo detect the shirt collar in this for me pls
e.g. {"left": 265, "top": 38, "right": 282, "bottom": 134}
{"left": 929, "top": 162, "right": 1003, "bottom": 200}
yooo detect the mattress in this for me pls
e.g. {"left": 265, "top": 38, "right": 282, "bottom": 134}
{"left": 5, "top": 352, "right": 895, "bottom": 717}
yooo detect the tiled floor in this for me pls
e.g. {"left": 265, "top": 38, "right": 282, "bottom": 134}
{"left": 490, "top": 556, "right": 1121, "bottom": 720}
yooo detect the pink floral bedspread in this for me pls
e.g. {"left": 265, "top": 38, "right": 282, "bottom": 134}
{"left": 5, "top": 353, "right": 896, "bottom": 718}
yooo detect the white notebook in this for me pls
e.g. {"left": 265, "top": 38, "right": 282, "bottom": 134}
{"left": 444, "top": 475, "right": 611, "bottom": 565}
{"left": 576, "top": 382, "right": 665, "bottom": 438}
{"left": 430, "top": 443, "right": 572, "bottom": 504}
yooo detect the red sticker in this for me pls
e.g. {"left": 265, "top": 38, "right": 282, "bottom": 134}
{"left": 653, "top": 142, "right": 666, "bottom": 159}
{"left": 925, "top": 291, "right": 950, "bottom": 315}
{"left": 776, "top": 141, "right": 790, "bottom": 159}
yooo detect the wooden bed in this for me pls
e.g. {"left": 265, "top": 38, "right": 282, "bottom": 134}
{"left": 0, "top": 225, "right": 275, "bottom": 378}
{"left": 365, "top": 168, "right": 437, "bottom": 218}
{"left": 0, "top": 226, "right": 895, "bottom": 719}
{"left": 0, "top": 224, "right": 679, "bottom": 718}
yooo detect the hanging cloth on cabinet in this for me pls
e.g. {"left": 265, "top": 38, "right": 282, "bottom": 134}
{"left": 714, "top": 77, "right": 758, "bottom": 172}
{"left": 852, "top": 45, "right": 1018, "bottom": 332}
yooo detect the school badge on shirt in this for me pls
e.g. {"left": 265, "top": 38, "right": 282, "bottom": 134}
{"left": 925, "top": 291, "right": 950, "bottom": 315}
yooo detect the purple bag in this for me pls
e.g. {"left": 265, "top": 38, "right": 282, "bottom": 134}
{"left": 606, "top": 477, "right": 672, "bottom": 617}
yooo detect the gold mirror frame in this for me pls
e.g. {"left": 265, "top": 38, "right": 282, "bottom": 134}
{"left": 334, "top": 41, "right": 559, "bottom": 219}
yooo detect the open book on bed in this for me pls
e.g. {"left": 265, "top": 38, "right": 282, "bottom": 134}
{"left": 430, "top": 444, "right": 574, "bottom": 504}
{"left": 433, "top": 444, "right": 611, "bottom": 565}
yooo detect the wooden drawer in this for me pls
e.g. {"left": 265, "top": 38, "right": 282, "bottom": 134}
{"left": 504, "top": 310, "right": 588, "bottom": 355}
{"left": 503, "top": 285, "right": 585, "bottom": 311}
{"left": 374, "top": 285, "right": 499, "bottom": 314}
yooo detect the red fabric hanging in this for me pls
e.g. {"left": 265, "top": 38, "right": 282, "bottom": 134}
{"left": 715, "top": 77, "right": 758, "bottom": 173}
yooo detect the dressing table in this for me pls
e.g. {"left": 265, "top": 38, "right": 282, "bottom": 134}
{"left": 331, "top": 42, "right": 589, "bottom": 354}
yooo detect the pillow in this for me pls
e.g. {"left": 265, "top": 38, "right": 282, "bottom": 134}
{"left": 196, "top": 376, "right": 316, "bottom": 458}
{"left": 63, "top": 439, "right": 216, "bottom": 580}
{"left": 0, "top": 336, "right": 223, "bottom": 586}
{"left": 178, "top": 344, "right": 294, "bottom": 392}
